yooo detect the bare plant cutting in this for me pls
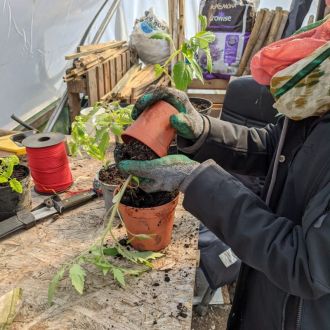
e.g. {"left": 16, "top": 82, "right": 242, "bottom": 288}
{"left": 49, "top": 102, "right": 164, "bottom": 304}
{"left": 151, "top": 15, "right": 215, "bottom": 91}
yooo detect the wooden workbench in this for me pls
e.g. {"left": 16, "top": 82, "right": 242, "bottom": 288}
{"left": 0, "top": 156, "right": 199, "bottom": 330}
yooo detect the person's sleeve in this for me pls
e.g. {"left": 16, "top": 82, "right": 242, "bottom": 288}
{"left": 182, "top": 161, "right": 330, "bottom": 299}
{"left": 178, "top": 116, "right": 281, "bottom": 177}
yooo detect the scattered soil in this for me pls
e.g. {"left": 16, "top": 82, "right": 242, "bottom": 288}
{"left": 121, "top": 187, "right": 178, "bottom": 208}
{"left": 189, "top": 97, "right": 212, "bottom": 114}
{"left": 115, "top": 139, "right": 158, "bottom": 162}
{"left": 98, "top": 164, "right": 126, "bottom": 186}
{"left": 177, "top": 303, "right": 188, "bottom": 318}
{"left": 0, "top": 165, "right": 28, "bottom": 187}
{"left": 192, "top": 305, "right": 231, "bottom": 330}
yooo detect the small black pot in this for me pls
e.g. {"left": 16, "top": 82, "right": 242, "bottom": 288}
{"left": 0, "top": 165, "right": 32, "bottom": 221}
{"left": 189, "top": 97, "right": 213, "bottom": 115}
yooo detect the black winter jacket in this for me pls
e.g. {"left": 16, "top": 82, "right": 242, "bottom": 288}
{"left": 180, "top": 113, "right": 330, "bottom": 329}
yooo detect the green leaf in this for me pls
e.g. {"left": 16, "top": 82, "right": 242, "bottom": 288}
{"left": 173, "top": 61, "right": 191, "bottom": 91}
{"left": 0, "top": 175, "right": 8, "bottom": 183}
{"left": 150, "top": 32, "right": 172, "bottom": 43}
{"left": 97, "top": 130, "right": 110, "bottom": 158}
{"left": 133, "top": 251, "right": 164, "bottom": 261}
{"left": 69, "top": 264, "right": 86, "bottom": 295}
{"left": 154, "top": 64, "right": 164, "bottom": 78}
{"left": 9, "top": 178, "right": 23, "bottom": 193}
{"left": 199, "top": 15, "right": 207, "bottom": 31}
{"left": 196, "top": 31, "right": 216, "bottom": 44}
{"left": 112, "top": 192, "right": 121, "bottom": 204}
{"left": 48, "top": 267, "right": 65, "bottom": 305}
{"left": 204, "top": 48, "right": 213, "bottom": 73}
{"left": 190, "top": 58, "right": 204, "bottom": 82}
{"left": 112, "top": 268, "right": 125, "bottom": 287}
{"left": 102, "top": 247, "right": 119, "bottom": 256}
{"left": 110, "top": 123, "right": 123, "bottom": 136}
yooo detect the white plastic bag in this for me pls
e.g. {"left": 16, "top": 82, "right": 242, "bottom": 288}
{"left": 129, "top": 8, "right": 170, "bottom": 65}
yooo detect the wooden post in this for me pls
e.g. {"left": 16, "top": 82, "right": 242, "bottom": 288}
{"left": 178, "top": 0, "right": 185, "bottom": 61}
{"left": 237, "top": 9, "right": 266, "bottom": 76}
{"left": 275, "top": 10, "right": 289, "bottom": 41}
{"left": 243, "top": 9, "right": 275, "bottom": 75}
{"left": 265, "top": 7, "right": 284, "bottom": 46}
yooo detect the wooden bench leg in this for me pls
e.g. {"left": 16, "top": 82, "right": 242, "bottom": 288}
{"left": 68, "top": 92, "right": 81, "bottom": 122}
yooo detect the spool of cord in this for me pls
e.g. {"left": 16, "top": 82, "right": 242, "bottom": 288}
{"left": 22, "top": 133, "right": 73, "bottom": 194}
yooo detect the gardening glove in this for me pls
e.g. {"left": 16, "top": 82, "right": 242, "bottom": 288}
{"left": 133, "top": 86, "right": 205, "bottom": 140}
{"left": 118, "top": 155, "right": 199, "bottom": 193}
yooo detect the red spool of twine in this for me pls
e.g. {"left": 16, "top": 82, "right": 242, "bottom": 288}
{"left": 26, "top": 141, "right": 73, "bottom": 194}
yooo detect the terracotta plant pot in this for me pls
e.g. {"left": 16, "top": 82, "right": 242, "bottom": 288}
{"left": 121, "top": 101, "right": 178, "bottom": 157}
{"left": 119, "top": 193, "right": 179, "bottom": 251}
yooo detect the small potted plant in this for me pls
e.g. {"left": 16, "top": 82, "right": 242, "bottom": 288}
{"left": 69, "top": 101, "right": 134, "bottom": 210}
{"left": 0, "top": 155, "right": 31, "bottom": 221}
{"left": 151, "top": 15, "right": 215, "bottom": 114}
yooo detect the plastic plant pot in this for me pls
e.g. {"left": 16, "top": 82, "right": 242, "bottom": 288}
{"left": 189, "top": 97, "right": 213, "bottom": 115}
{"left": 118, "top": 193, "right": 179, "bottom": 251}
{"left": 121, "top": 101, "right": 178, "bottom": 157}
{"left": 0, "top": 165, "right": 32, "bottom": 221}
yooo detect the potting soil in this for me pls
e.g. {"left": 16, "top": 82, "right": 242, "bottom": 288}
{"left": 98, "top": 164, "right": 126, "bottom": 185}
{"left": 115, "top": 139, "right": 158, "bottom": 162}
{"left": 121, "top": 187, "right": 178, "bottom": 208}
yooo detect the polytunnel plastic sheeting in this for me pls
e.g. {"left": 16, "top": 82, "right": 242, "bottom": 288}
{"left": 0, "top": 0, "right": 107, "bottom": 129}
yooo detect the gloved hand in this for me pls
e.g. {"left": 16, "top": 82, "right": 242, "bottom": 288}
{"left": 118, "top": 155, "right": 198, "bottom": 193}
{"left": 133, "top": 86, "right": 204, "bottom": 140}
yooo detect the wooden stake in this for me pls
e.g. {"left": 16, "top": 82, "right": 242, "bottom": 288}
{"left": 265, "top": 7, "right": 283, "bottom": 46}
{"left": 178, "top": 0, "right": 185, "bottom": 61}
{"left": 275, "top": 10, "right": 289, "bottom": 41}
{"left": 237, "top": 9, "right": 267, "bottom": 76}
{"left": 243, "top": 9, "right": 276, "bottom": 75}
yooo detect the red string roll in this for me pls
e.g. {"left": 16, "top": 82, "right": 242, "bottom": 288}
{"left": 26, "top": 141, "right": 73, "bottom": 194}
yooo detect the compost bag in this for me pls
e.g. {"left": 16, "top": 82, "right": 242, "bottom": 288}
{"left": 129, "top": 8, "right": 170, "bottom": 65}
{"left": 199, "top": 0, "right": 255, "bottom": 79}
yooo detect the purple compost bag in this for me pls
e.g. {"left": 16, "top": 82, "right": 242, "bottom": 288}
{"left": 199, "top": 0, "right": 255, "bottom": 79}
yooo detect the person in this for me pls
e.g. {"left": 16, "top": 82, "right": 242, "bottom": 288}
{"left": 118, "top": 27, "right": 330, "bottom": 330}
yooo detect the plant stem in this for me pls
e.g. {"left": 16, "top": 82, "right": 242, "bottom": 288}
{"left": 100, "top": 175, "right": 132, "bottom": 247}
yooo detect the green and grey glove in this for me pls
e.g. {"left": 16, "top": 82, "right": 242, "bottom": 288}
{"left": 133, "top": 86, "right": 204, "bottom": 140}
{"left": 118, "top": 155, "right": 198, "bottom": 193}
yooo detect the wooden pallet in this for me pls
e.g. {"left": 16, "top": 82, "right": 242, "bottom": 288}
{"left": 67, "top": 49, "right": 136, "bottom": 120}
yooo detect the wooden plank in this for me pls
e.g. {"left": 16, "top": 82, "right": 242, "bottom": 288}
{"left": 96, "top": 65, "right": 105, "bottom": 99}
{"left": 103, "top": 62, "right": 110, "bottom": 94}
{"left": 109, "top": 59, "right": 116, "bottom": 90}
{"left": 66, "top": 79, "right": 87, "bottom": 94}
{"left": 66, "top": 41, "right": 126, "bottom": 60}
{"left": 189, "top": 79, "right": 229, "bottom": 90}
{"left": 87, "top": 68, "right": 98, "bottom": 106}
{"left": 126, "top": 50, "right": 131, "bottom": 71}
{"left": 115, "top": 54, "right": 123, "bottom": 82}
{"left": 122, "top": 51, "right": 127, "bottom": 75}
